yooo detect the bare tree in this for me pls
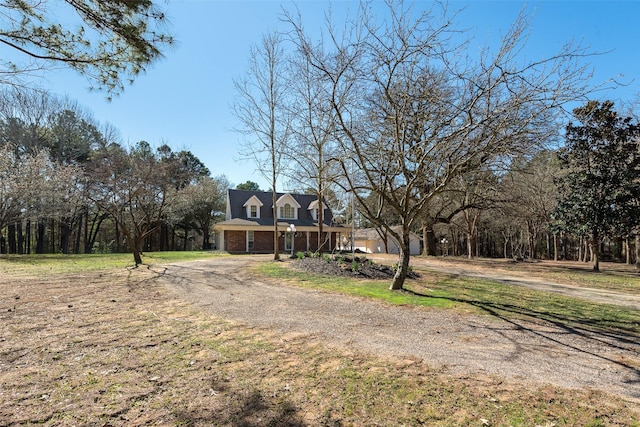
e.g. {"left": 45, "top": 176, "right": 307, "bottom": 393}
{"left": 288, "top": 1, "right": 591, "bottom": 290}
{"left": 233, "top": 30, "right": 293, "bottom": 260}
{"left": 447, "top": 170, "right": 499, "bottom": 259}
{"left": 88, "top": 141, "right": 176, "bottom": 265}
{"left": 168, "top": 175, "right": 229, "bottom": 250}
{"left": 284, "top": 43, "right": 341, "bottom": 252}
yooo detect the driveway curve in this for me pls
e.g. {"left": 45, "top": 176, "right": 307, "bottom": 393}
{"left": 151, "top": 255, "right": 640, "bottom": 401}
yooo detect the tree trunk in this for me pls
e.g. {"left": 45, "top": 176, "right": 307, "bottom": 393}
{"left": 466, "top": 233, "right": 474, "bottom": 259}
{"left": 60, "top": 218, "right": 71, "bottom": 254}
{"left": 421, "top": 223, "right": 437, "bottom": 256}
{"left": 132, "top": 246, "right": 143, "bottom": 265}
{"left": 553, "top": 233, "right": 558, "bottom": 261}
{"left": 272, "top": 188, "right": 280, "bottom": 261}
{"left": 115, "top": 220, "right": 121, "bottom": 253}
{"left": 317, "top": 191, "right": 325, "bottom": 253}
{"left": 74, "top": 212, "right": 83, "bottom": 254}
{"left": 590, "top": 233, "right": 600, "bottom": 272}
{"left": 183, "top": 229, "right": 189, "bottom": 251}
{"left": 16, "top": 221, "right": 24, "bottom": 254}
{"left": 50, "top": 218, "right": 55, "bottom": 253}
{"left": 128, "top": 231, "right": 144, "bottom": 266}
{"left": 8, "top": 223, "right": 16, "bottom": 254}
{"left": 635, "top": 234, "right": 640, "bottom": 273}
{"left": 201, "top": 216, "right": 212, "bottom": 250}
{"left": 84, "top": 209, "right": 89, "bottom": 253}
{"left": 25, "top": 220, "right": 31, "bottom": 254}
{"left": 85, "top": 213, "right": 106, "bottom": 254}
{"left": 625, "top": 237, "right": 631, "bottom": 264}
{"left": 390, "top": 235, "right": 411, "bottom": 290}
{"left": 36, "top": 219, "right": 46, "bottom": 254}
{"left": 160, "top": 223, "right": 169, "bottom": 251}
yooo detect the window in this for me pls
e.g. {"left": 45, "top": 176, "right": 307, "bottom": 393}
{"left": 307, "top": 200, "right": 324, "bottom": 221}
{"left": 243, "top": 196, "right": 262, "bottom": 218}
{"left": 248, "top": 230, "right": 254, "bottom": 250}
{"left": 280, "top": 203, "right": 295, "bottom": 219}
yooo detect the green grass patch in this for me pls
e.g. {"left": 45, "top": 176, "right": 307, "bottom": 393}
{"left": 544, "top": 269, "right": 640, "bottom": 294}
{"left": 257, "top": 262, "right": 457, "bottom": 309}
{"left": 420, "top": 256, "right": 640, "bottom": 295}
{"left": 0, "top": 251, "right": 225, "bottom": 275}
{"left": 257, "top": 261, "right": 640, "bottom": 337}
{"left": 422, "top": 275, "right": 640, "bottom": 336}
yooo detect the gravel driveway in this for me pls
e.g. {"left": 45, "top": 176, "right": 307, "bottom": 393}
{"left": 153, "top": 255, "right": 640, "bottom": 401}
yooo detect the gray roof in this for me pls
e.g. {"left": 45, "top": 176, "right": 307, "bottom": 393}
{"left": 227, "top": 189, "right": 336, "bottom": 227}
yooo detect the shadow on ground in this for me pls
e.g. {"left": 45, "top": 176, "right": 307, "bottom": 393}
{"left": 403, "top": 287, "right": 640, "bottom": 395}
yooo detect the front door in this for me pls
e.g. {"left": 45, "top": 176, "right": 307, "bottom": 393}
{"left": 285, "top": 232, "right": 293, "bottom": 252}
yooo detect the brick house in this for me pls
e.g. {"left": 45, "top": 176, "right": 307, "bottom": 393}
{"left": 213, "top": 189, "right": 343, "bottom": 253}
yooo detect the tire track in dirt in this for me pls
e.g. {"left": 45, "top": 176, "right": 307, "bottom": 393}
{"left": 154, "top": 255, "right": 640, "bottom": 401}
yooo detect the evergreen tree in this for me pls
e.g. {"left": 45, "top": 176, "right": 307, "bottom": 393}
{"left": 554, "top": 100, "right": 640, "bottom": 271}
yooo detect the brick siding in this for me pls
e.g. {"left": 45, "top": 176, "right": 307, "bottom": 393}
{"left": 224, "top": 230, "right": 246, "bottom": 252}
{"left": 225, "top": 230, "right": 339, "bottom": 253}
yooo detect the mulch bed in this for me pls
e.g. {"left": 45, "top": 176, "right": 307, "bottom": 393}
{"left": 291, "top": 254, "right": 418, "bottom": 280}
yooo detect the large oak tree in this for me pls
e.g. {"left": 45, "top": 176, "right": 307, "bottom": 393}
{"left": 288, "top": 1, "right": 591, "bottom": 290}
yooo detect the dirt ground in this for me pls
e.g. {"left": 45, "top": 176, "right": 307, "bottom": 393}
{"left": 157, "top": 256, "right": 640, "bottom": 400}
{"left": 2, "top": 255, "right": 639, "bottom": 425}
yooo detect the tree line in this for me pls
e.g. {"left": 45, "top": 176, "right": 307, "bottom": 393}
{"left": 3, "top": 0, "right": 637, "bottom": 284}
{"left": 0, "top": 88, "right": 229, "bottom": 263}
{"left": 233, "top": 1, "right": 636, "bottom": 289}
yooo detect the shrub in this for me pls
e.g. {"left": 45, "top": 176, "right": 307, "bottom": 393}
{"left": 296, "top": 251, "right": 305, "bottom": 259}
{"left": 323, "top": 254, "right": 332, "bottom": 263}
{"left": 351, "top": 261, "right": 359, "bottom": 273}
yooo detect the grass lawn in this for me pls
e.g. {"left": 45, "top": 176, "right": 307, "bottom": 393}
{"left": 258, "top": 260, "right": 640, "bottom": 339}
{"left": 0, "top": 250, "right": 225, "bottom": 274}
{"left": 1, "top": 253, "right": 639, "bottom": 426}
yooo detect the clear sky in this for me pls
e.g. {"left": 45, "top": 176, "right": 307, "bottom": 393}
{"left": 36, "top": 1, "right": 640, "bottom": 191}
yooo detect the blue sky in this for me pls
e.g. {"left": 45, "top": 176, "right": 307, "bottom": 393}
{"left": 38, "top": 1, "right": 640, "bottom": 190}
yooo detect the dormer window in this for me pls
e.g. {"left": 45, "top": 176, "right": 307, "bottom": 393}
{"left": 280, "top": 203, "right": 295, "bottom": 219}
{"left": 275, "top": 193, "right": 300, "bottom": 220}
{"left": 307, "top": 199, "right": 326, "bottom": 221}
{"left": 243, "top": 195, "right": 263, "bottom": 219}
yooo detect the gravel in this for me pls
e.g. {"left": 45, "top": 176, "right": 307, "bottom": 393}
{"left": 154, "top": 255, "right": 640, "bottom": 401}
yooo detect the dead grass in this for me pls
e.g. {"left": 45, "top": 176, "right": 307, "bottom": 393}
{"left": 1, "top": 260, "right": 639, "bottom": 426}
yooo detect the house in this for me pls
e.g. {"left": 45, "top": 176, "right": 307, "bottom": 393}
{"left": 351, "top": 226, "right": 421, "bottom": 255}
{"left": 213, "top": 189, "right": 343, "bottom": 253}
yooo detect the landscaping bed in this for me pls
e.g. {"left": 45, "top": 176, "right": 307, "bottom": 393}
{"left": 291, "top": 252, "right": 418, "bottom": 280}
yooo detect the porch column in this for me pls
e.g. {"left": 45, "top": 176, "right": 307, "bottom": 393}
{"left": 220, "top": 231, "right": 225, "bottom": 251}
